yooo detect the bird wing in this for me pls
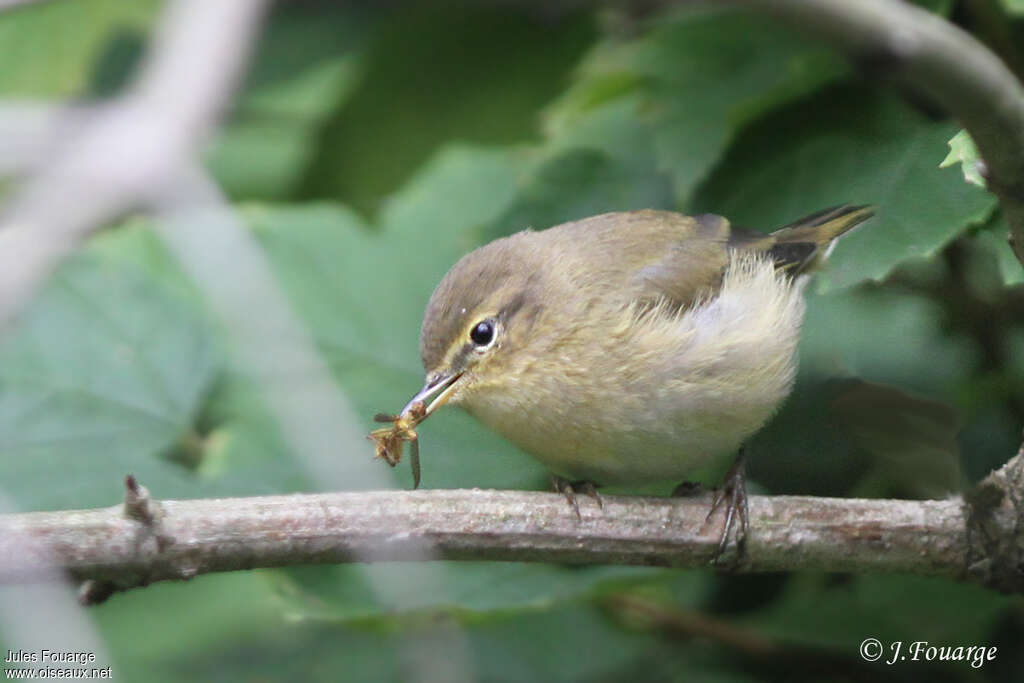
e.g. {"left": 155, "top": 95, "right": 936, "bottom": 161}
{"left": 542, "top": 210, "right": 732, "bottom": 312}
{"left": 632, "top": 204, "right": 875, "bottom": 308}
{"left": 627, "top": 211, "right": 732, "bottom": 310}
{"left": 547, "top": 205, "right": 873, "bottom": 313}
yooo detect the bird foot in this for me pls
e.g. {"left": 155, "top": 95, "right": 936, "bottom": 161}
{"left": 551, "top": 476, "right": 604, "bottom": 519}
{"left": 703, "top": 452, "right": 749, "bottom": 567}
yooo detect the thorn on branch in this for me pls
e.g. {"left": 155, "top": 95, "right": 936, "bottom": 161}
{"left": 78, "top": 579, "right": 117, "bottom": 606}
{"left": 124, "top": 474, "right": 159, "bottom": 526}
{"left": 123, "top": 474, "right": 169, "bottom": 552}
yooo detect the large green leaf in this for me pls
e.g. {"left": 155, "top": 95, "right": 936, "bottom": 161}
{"left": 694, "top": 86, "right": 997, "bottom": 291}
{"left": 0, "top": 226, "right": 221, "bottom": 512}
{"left": 478, "top": 5, "right": 848, "bottom": 242}
{"left": 541, "top": 5, "right": 846, "bottom": 207}
{"left": 297, "top": 5, "right": 596, "bottom": 214}
{"left": 92, "top": 576, "right": 725, "bottom": 683}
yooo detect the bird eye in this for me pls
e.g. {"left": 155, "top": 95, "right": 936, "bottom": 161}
{"left": 470, "top": 320, "right": 495, "bottom": 347}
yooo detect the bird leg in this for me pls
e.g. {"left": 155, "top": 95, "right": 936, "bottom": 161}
{"left": 551, "top": 476, "right": 603, "bottom": 519}
{"left": 703, "top": 450, "right": 749, "bottom": 565}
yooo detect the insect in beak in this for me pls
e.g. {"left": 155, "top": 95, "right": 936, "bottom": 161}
{"left": 368, "top": 400, "right": 426, "bottom": 489}
{"left": 367, "top": 371, "right": 463, "bottom": 489}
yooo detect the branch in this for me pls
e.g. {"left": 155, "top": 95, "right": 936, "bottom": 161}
{"left": 741, "top": 0, "right": 1024, "bottom": 268}
{"left": 2, "top": 455, "right": 1022, "bottom": 603}
{"left": 0, "top": 0, "right": 268, "bottom": 327}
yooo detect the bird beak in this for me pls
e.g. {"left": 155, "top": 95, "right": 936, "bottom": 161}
{"left": 402, "top": 369, "right": 463, "bottom": 418}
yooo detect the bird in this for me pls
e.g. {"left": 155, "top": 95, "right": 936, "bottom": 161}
{"left": 378, "top": 205, "right": 874, "bottom": 553}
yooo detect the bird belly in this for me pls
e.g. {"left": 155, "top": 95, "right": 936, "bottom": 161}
{"left": 465, "top": 382, "right": 773, "bottom": 485}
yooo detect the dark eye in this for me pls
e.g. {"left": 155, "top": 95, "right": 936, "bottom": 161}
{"left": 470, "top": 320, "right": 495, "bottom": 347}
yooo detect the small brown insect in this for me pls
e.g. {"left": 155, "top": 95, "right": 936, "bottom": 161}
{"left": 368, "top": 400, "right": 426, "bottom": 488}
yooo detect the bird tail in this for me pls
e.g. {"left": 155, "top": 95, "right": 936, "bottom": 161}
{"left": 764, "top": 204, "right": 875, "bottom": 275}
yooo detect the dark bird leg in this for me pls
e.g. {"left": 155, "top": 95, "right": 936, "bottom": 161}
{"left": 551, "top": 475, "right": 603, "bottom": 519}
{"left": 704, "top": 450, "right": 749, "bottom": 565}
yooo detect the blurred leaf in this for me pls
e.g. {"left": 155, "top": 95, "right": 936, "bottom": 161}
{"left": 205, "top": 5, "right": 371, "bottom": 200}
{"left": 831, "top": 380, "right": 961, "bottom": 497}
{"left": 103, "top": 590, "right": 733, "bottom": 683}
{"left": 800, "top": 284, "right": 977, "bottom": 398}
{"left": 940, "top": 129, "right": 986, "bottom": 188}
{"left": 999, "top": 0, "right": 1024, "bottom": 14}
{"left": 543, "top": 5, "right": 846, "bottom": 206}
{"left": 696, "top": 86, "right": 997, "bottom": 291}
{"left": 746, "top": 573, "right": 1009, "bottom": 654}
{"left": 747, "top": 282, "right": 979, "bottom": 497}
{"left": 0, "top": 225, "right": 223, "bottom": 512}
{"left": 91, "top": 572, "right": 297, "bottom": 683}
{"left": 973, "top": 214, "right": 1024, "bottom": 286}
{"left": 298, "top": 5, "right": 596, "bottom": 213}
{"left": 270, "top": 563, "right": 664, "bottom": 622}
{"left": 0, "top": 0, "right": 159, "bottom": 96}
{"left": 487, "top": 146, "right": 674, "bottom": 238}
{"left": 206, "top": 60, "right": 361, "bottom": 200}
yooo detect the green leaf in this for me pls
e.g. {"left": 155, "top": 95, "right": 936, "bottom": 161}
{"left": 746, "top": 573, "right": 1009, "bottom": 650}
{"left": 543, "top": 5, "right": 847, "bottom": 206}
{"left": 694, "top": 86, "right": 997, "bottom": 290}
{"left": 747, "top": 280, "right": 979, "bottom": 498}
{"left": 973, "top": 214, "right": 1024, "bottom": 286}
{"left": 298, "top": 5, "right": 596, "bottom": 213}
{"left": 940, "top": 129, "right": 986, "bottom": 188}
{"left": 0, "top": 0, "right": 159, "bottom": 97}
{"left": 0, "top": 225, "right": 221, "bottom": 511}
{"left": 90, "top": 572, "right": 297, "bottom": 683}
{"left": 96, "top": 582, "right": 729, "bottom": 683}
{"left": 999, "top": 0, "right": 1024, "bottom": 15}
{"left": 487, "top": 147, "right": 674, "bottom": 239}
{"left": 205, "top": 5, "right": 370, "bottom": 200}
{"left": 830, "top": 380, "right": 962, "bottom": 498}
{"left": 269, "top": 563, "right": 666, "bottom": 622}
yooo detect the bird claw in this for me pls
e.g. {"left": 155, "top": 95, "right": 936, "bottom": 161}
{"left": 703, "top": 452, "right": 749, "bottom": 566}
{"left": 551, "top": 476, "right": 603, "bottom": 519}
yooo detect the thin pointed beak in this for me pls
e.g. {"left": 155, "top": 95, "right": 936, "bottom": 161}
{"left": 402, "top": 370, "right": 463, "bottom": 418}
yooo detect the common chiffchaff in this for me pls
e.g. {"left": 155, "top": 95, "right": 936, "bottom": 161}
{"left": 375, "top": 206, "right": 873, "bottom": 540}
